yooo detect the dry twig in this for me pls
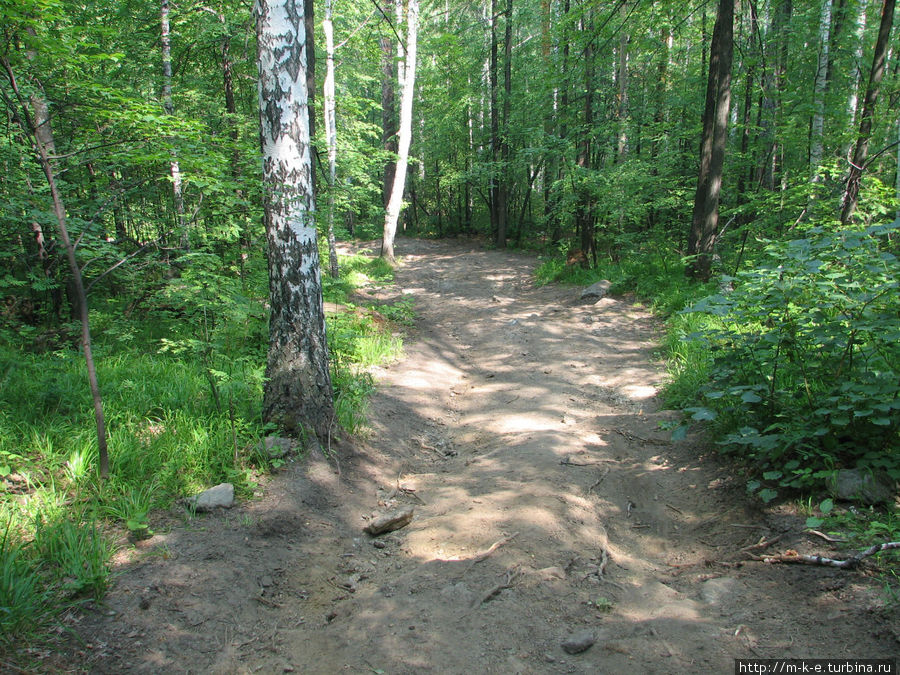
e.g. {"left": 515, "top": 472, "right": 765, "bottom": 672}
{"left": 589, "top": 467, "right": 611, "bottom": 492}
{"left": 473, "top": 567, "right": 520, "bottom": 607}
{"left": 759, "top": 542, "right": 900, "bottom": 568}
{"left": 806, "top": 529, "right": 847, "bottom": 543}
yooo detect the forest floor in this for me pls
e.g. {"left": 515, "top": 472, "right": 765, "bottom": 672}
{"left": 47, "top": 237, "right": 898, "bottom": 673}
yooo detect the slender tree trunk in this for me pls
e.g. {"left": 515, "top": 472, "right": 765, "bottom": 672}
{"left": 809, "top": 0, "right": 833, "bottom": 178}
{"left": 382, "top": 0, "right": 419, "bottom": 263}
{"left": 651, "top": 24, "right": 671, "bottom": 165}
{"left": 847, "top": 0, "right": 868, "bottom": 126}
{"left": 841, "top": 0, "right": 895, "bottom": 224}
{"left": 1, "top": 59, "right": 109, "bottom": 478}
{"left": 496, "top": 0, "right": 512, "bottom": 248}
{"left": 616, "top": 3, "right": 629, "bottom": 162}
{"left": 380, "top": 4, "right": 397, "bottom": 208}
{"left": 323, "top": 0, "right": 339, "bottom": 278}
{"left": 576, "top": 12, "right": 594, "bottom": 259}
{"left": 686, "top": 0, "right": 734, "bottom": 281}
{"left": 305, "top": 0, "right": 317, "bottom": 196}
{"left": 254, "top": 0, "right": 334, "bottom": 438}
{"left": 161, "top": 0, "right": 187, "bottom": 248}
{"left": 488, "top": 0, "right": 500, "bottom": 240}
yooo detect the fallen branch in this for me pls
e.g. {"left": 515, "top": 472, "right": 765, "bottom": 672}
{"left": 560, "top": 456, "right": 603, "bottom": 467}
{"left": 613, "top": 428, "right": 671, "bottom": 446}
{"left": 473, "top": 567, "right": 520, "bottom": 608}
{"left": 738, "top": 533, "right": 783, "bottom": 554}
{"left": 760, "top": 542, "right": 900, "bottom": 568}
{"left": 414, "top": 437, "right": 448, "bottom": 459}
{"left": 471, "top": 531, "right": 519, "bottom": 564}
{"left": 806, "top": 529, "right": 847, "bottom": 543}
{"left": 589, "top": 467, "right": 611, "bottom": 492}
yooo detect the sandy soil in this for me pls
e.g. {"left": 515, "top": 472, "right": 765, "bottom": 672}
{"left": 46, "top": 237, "right": 898, "bottom": 673}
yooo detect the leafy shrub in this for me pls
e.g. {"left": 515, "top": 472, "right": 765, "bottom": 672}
{"left": 681, "top": 222, "right": 900, "bottom": 497}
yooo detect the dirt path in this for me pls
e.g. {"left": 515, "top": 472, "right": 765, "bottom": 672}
{"left": 57, "top": 238, "right": 897, "bottom": 673}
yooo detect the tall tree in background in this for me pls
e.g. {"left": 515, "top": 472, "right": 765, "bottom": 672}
{"left": 161, "top": 0, "right": 187, "bottom": 248}
{"left": 809, "top": 0, "right": 833, "bottom": 179}
{"left": 380, "top": 0, "right": 397, "bottom": 209}
{"left": 382, "top": 0, "right": 419, "bottom": 263}
{"left": 322, "top": 0, "right": 339, "bottom": 278}
{"left": 840, "top": 0, "right": 895, "bottom": 225}
{"left": 254, "top": 0, "right": 334, "bottom": 438}
{"left": 686, "top": 0, "right": 733, "bottom": 281}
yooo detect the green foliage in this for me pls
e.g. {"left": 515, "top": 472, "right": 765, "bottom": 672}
{"left": 0, "top": 523, "right": 53, "bottom": 645}
{"left": 680, "top": 223, "right": 900, "bottom": 497}
{"left": 33, "top": 515, "right": 113, "bottom": 600}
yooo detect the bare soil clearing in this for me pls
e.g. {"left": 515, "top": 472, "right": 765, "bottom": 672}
{"left": 52, "top": 238, "right": 898, "bottom": 673}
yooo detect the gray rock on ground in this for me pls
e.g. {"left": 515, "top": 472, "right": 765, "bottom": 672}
{"left": 188, "top": 483, "right": 235, "bottom": 511}
{"left": 833, "top": 469, "right": 895, "bottom": 505}
{"left": 561, "top": 630, "right": 596, "bottom": 654}
{"left": 581, "top": 280, "right": 611, "bottom": 300}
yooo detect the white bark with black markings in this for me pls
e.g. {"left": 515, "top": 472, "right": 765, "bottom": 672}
{"left": 254, "top": 0, "right": 334, "bottom": 437}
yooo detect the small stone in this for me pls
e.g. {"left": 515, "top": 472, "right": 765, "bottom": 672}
{"left": 260, "top": 575, "right": 274, "bottom": 588}
{"left": 561, "top": 630, "right": 595, "bottom": 654}
{"left": 700, "top": 577, "right": 738, "bottom": 605}
{"left": 187, "top": 483, "right": 235, "bottom": 511}
{"left": 581, "top": 280, "right": 611, "bottom": 300}
{"left": 373, "top": 539, "right": 387, "bottom": 549}
{"left": 364, "top": 507, "right": 414, "bottom": 536}
{"left": 537, "top": 566, "right": 566, "bottom": 580}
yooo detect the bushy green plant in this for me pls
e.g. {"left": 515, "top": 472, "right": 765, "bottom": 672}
{"left": 680, "top": 222, "right": 900, "bottom": 498}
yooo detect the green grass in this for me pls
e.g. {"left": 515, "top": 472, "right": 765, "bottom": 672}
{"left": 0, "top": 242, "right": 413, "bottom": 651}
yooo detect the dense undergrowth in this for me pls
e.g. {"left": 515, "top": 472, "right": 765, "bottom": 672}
{"left": 0, "top": 247, "right": 410, "bottom": 648}
{"left": 535, "top": 221, "right": 900, "bottom": 574}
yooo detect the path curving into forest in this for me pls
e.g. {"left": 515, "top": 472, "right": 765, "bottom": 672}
{"left": 58, "top": 237, "right": 897, "bottom": 673}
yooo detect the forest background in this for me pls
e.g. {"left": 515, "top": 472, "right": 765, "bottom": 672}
{"left": 1, "top": 0, "right": 898, "bottom": 649}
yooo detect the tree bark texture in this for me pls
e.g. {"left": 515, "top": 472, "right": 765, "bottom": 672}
{"left": 686, "top": 0, "right": 733, "bottom": 281}
{"left": 323, "top": 0, "right": 339, "bottom": 278}
{"left": 382, "top": 0, "right": 419, "bottom": 263}
{"left": 840, "top": 0, "right": 895, "bottom": 225}
{"left": 254, "top": 0, "right": 334, "bottom": 438}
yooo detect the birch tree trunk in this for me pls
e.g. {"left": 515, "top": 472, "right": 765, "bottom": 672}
{"left": 686, "top": 0, "right": 733, "bottom": 281}
{"left": 254, "top": 0, "right": 334, "bottom": 438}
{"left": 161, "top": 0, "right": 187, "bottom": 249}
{"left": 809, "top": 0, "right": 833, "bottom": 179}
{"left": 323, "top": 0, "right": 339, "bottom": 278}
{"left": 381, "top": 0, "right": 418, "bottom": 263}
